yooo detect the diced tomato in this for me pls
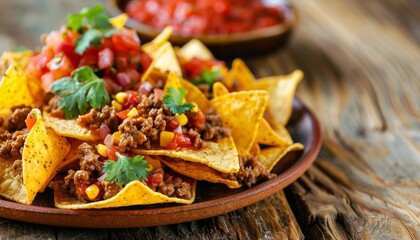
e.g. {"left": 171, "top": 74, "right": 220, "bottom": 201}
{"left": 112, "top": 34, "right": 140, "bottom": 52}
{"left": 106, "top": 145, "right": 119, "bottom": 161}
{"left": 122, "top": 91, "right": 140, "bottom": 109}
{"left": 139, "top": 52, "right": 153, "bottom": 71}
{"left": 146, "top": 171, "right": 163, "bottom": 191}
{"left": 115, "top": 109, "right": 130, "bottom": 120}
{"left": 75, "top": 179, "right": 103, "bottom": 202}
{"left": 116, "top": 72, "right": 131, "bottom": 87}
{"left": 189, "top": 109, "right": 205, "bottom": 129}
{"left": 40, "top": 72, "right": 56, "bottom": 92}
{"left": 25, "top": 114, "right": 36, "bottom": 131}
{"left": 26, "top": 46, "right": 55, "bottom": 79}
{"left": 166, "top": 133, "right": 193, "bottom": 150}
{"left": 98, "top": 48, "right": 114, "bottom": 69}
{"left": 47, "top": 54, "right": 73, "bottom": 79}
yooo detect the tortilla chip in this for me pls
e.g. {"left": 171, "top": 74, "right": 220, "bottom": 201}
{"left": 109, "top": 14, "right": 128, "bottom": 30}
{"left": 144, "top": 41, "right": 182, "bottom": 77}
{"left": 259, "top": 143, "right": 304, "bottom": 172}
{"left": 212, "top": 82, "right": 229, "bottom": 98}
{"left": 249, "top": 142, "right": 261, "bottom": 156}
{"left": 134, "top": 137, "right": 239, "bottom": 173}
{"left": 0, "top": 109, "right": 70, "bottom": 204}
{"left": 256, "top": 119, "right": 292, "bottom": 146}
{"left": 211, "top": 91, "right": 268, "bottom": 154}
{"left": 224, "top": 59, "right": 256, "bottom": 91}
{"left": 178, "top": 39, "right": 214, "bottom": 61}
{"left": 0, "top": 65, "right": 36, "bottom": 110}
{"left": 142, "top": 26, "right": 173, "bottom": 54}
{"left": 163, "top": 71, "right": 182, "bottom": 91}
{"left": 255, "top": 70, "right": 303, "bottom": 126}
{"left": 44, "top": 113, "right": 101, "bottom": 141}
{"left": 181, "top": 78, "right": 211, "bottom": 112}
{"left": 54, "top": 177, "right": 196, "bottom": 209}
{"left": 161, "top": 157, "right": 240, "bottom": 188}
{"left": 0, "top": 50, "right": 33, "bottom": 76}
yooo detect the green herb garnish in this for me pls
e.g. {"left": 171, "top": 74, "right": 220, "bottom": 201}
{"left": 67, "top": 5, "right": 117, "bottom": 54}
{"left": 192, "top": 69, "right": 221, "bottom": 87}
{"left": 50, "top": 66, "right": 110, "bottom": 118}
{"left": 163, "top": 87, "right": 194, "bottom": 115}
{"left": 103, "top": 153, "right": 151, "bottom": 186}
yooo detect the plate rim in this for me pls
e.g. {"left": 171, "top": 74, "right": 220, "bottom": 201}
{"left": 0, "top": 97, "right": 321, "bottom": 228}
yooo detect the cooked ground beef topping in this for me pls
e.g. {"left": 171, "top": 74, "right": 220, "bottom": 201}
{"left": 77, "top": 105, "right": 120, "bottom": 132}
{"left": 44, "top": 96, "right": 64, "bottom": 118}
{"left": 228, "top": 155, "right": 276, "bottom": 187}
{"left": 79, "top": 142, "right": 104, "bottom": 173}
{"left": 0, "top": 105, "right": 31, "bottom": 159}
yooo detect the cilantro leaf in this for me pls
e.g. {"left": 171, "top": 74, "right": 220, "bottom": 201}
{"left": 163, "top": 87, "right": 194, "bottom": 115}
{"left": 192, "top": 69, "right": 221, "bottom": 87}
{"left": 103, "top": 153, "right": 151, "bottom": 186}
{"left": 75, "top": 29, "right": 102, "bottom": 54}
{"left": 67, "top": 5, "right": 110, "bottom": 31}
{"left": 50, "top": 66, "right": 110, "bottom": 118}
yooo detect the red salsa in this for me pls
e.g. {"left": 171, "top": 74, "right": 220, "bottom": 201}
{"left": 125, "top": 0, "right": 290, "bottom": 36}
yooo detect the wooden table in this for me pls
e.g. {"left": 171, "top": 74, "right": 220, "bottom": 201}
{"left": 1, "top": 0, "right": 419, "bottom": 239}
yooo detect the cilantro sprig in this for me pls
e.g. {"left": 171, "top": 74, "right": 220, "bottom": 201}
{"left": 103, "top": 153, "right": 151, "bottom": 186}
{"left": 50, "top": 66, "right": 110, "bottom": 118}
{"left": 163, "top": 87, "right": 194, "bottom": 115}
{"left": 67, "top": 5, "right": 117, "bottom": 54}
{"left": 192, "top": 69, "right": 221, "bottom": 87}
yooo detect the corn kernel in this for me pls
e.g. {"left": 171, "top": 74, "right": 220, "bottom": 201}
{"left": 160, "top": 131, "right": 175, "bottom": 147}
{"left": 127, "top": 107, "right": 138, "bottom": 118}
{"left": 96, "top": 144, "right": 108, "bottom": 157}
{"left": 85, "top": 184, "right": 100, "bottom": 200}
{"left": 191, "top": 102, "right": 198, "bottom": 112}
{"left": 175, "top": 113, "right": 188, "bottom": 126}
{"left": 111, "top": 100, "right": 122, "bottom": 111}
{"left": 112, "top": 131, "right": 121, "bottom": 143}
{"left": 109, "top": 14, "right": 128, "bottom": 30}
{"left": 115, "top": 92, "right": 128, "bottom": 103}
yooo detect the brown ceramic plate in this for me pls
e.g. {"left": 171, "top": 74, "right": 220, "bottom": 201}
{"left": 105, "top": 0, "right": 298, "bottom": 59}
{"left": 0, "top": 98, "right": 321, "bottom": 228}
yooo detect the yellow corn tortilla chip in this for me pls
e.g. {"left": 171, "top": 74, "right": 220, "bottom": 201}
{"left": 163, "top": 71, "right": 182, "bottom": 91}
{"left": 144, "top": 41, "right": 182, "bottom": 77}
{"left": 44, "top": 113, "right": 101, "bottom": 141}
{"left": 53, "top": 178, "right": 196, "bottom": 209}
{"left": 0, "top": 65, "right": 36, "bottom": 110}
{"left": 212, "top": 82, "right": 229, "bottom": 98}
{"left": 250, "top": 142, "right": 261, "bottom": 156}
{"left": 109, "top": 14, "right": 128, "bottom": 30}
{"left": 181, "top": 78, "right": 212, "bottom": 113}
{"left": 259, "top": 143, "right": 304, "bottom": 172}
{"left": 224, "top": 59, "right": 256, "bottom": 91}
{"left": 211, "top": 91, "right": 268, "bottom": 154}
{"left": 0, "top": 109, "right": 70, "bottom": 204}
{"left": 161, "top": 157, "right": 240, "bottom": 189}
{"left": 0, "top": 50, "right": 33, "bottom": 76}
{"left": 255, "top": 70, "right": 303, "bottom": 126}
{"left": 256, "top": 119, "right": 292, "bottom": 146}
{"left": 134, "top": 136, "right": 239, "bottom": 173}
{"left": 142, "top": 26, "right": 173, "bottom": 54}
{"left": 178, "top": 39, "right": 214, "bottom": 61}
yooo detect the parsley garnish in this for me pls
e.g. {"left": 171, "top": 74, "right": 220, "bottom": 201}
{"left": 103, "top": 153, "right": 151, "bottom": 186}
{"left": 67, "top": 5, "right": 117, "bottom": 54}
{"left": 163, "top": 87, "right": 194, "bottom": 115}
{"left": 50, "top": 66, "right": 110, "bottom": 118}
{"left": 192, "top": 69, "right": 221, "bottom": 87}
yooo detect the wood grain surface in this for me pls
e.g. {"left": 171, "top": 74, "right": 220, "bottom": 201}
{"left": 0, "top": 0, "right": 419, "bottom": 239}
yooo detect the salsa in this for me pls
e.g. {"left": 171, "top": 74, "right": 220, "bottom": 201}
{"left": 125, "top": 0, "right": 290, "bottom": 36}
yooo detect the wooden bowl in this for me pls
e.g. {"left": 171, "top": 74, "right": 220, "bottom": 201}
{"left": 105, "top": 0, "right": 298, "bottom": 59}
{"left": 0, "top": 98, "right": 321, "bottom": 228}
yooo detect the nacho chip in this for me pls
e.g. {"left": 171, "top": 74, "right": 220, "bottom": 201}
{"left": 144, "top": 41, "right": 182, "bottom": 77}
{"left": 181, "top": 78, "right": 211, "bottom": 112}
{"left": 44, "top": 113, "right": 101, "bottom": 141}
{"left": 0, "top": 65, "right": 36, "bottom": 110}
{"left": 0, "top": 50, "right": 33, "bottom": 76}
{"left": 0, "top": 109, "right": 70, "bottom": 204}
{"left": 255, "top": 70, "right": 303, "bottom": 126}
{"left": 161, "top": 157, "right": 240, "bottom": 188}
{"left": 134, "top": 137, "right": 239, "bottom": 173}
{"left": 142, "top": 26, "right": 173, "bottom": 54}
{"left": 212, "top": 82, "right": 229, "bottom": 98}
{"left": 178, "top": 39, "right": 214, "bottom": 61}
{"left": 224, "top": 59, "right": 256, "bottom": 91}
{"left": 211, "top": 91, "right": 268, "bottom": 154}
{"left": 54, "top": 177, "right": 196, "bottom": 209}
{"left": 259, "top": 143, "right": 304, "bottom": 172}
{"left": 256, "top": 119, "right": 292, "bottom": 146}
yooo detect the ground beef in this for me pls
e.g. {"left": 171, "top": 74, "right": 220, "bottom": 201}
{"left": 79, "top": 142, "right": 103, "bottom": 173}
{"left": 118, "top": 108, "right": 167, "bottom": 151}
{"left": 229, "top": 155, "right": 276, "bottom": 187}
{"left": 155, "top": 169, "right": 192, "bottom": 200}
{"left": 11, "top": 160, "right": 23, "bottom": 176}
{"left": 102, "top": 182, "right": 122, "bottom": 200}
{"left": 0, "top": 129, "right": 29, "bottom": 159}
{"left": 2, "top": 105, "right": 32, "bottom": 132}
{"left": 77, "top": 105, "right": 120, "bottom": 132}
{"left": 202, "top": 109, "right": 231, "bottom": 141}
{"left": 44, "top": 96, "right": 64, "bottom": 118}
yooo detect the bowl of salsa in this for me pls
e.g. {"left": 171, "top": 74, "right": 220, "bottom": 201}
{"left": 106, "top": 0, "right": 297, "bottom": 58}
